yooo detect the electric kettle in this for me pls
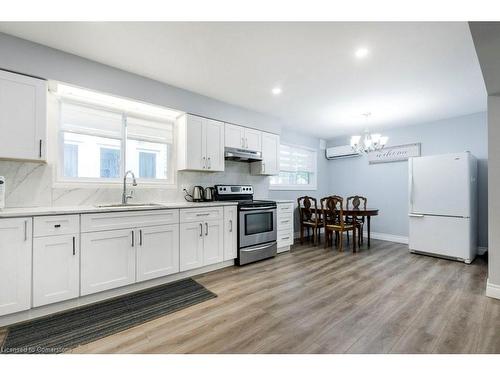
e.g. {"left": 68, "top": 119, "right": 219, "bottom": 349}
{"left": 191, "top": 186, "right": 204, "bottom": 202}
{"left": 204, "top": 187, "right": 215, "bottom": 201}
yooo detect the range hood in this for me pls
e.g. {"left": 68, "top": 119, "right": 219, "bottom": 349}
{"left": 224, "top": 147, "right": 262, "bottom": 162}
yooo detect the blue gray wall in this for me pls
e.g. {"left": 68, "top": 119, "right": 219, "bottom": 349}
{"left": 326, "top": 112, "right": 488, "bottom": 247}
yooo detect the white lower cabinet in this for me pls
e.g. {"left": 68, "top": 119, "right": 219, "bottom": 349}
{"left": 0, "top": 218, "right": 32, "bottom": 316}
{"left": 179, "top": 222, "right": 204, "bottom": 272}
{"left": 180, "top": 217, "right": 224, "bottom": 272}
{"left": 223, "top": 205, "right": 237, "bottom": 261}
{"left": 81, "top": 229, "right": 136, "bottom": 296}
{"left": 203, "top": 219, "right": 224, "bottom": 266}
{"left": 277, "top": 202, "right": 294, "bottom": 253}
{"left": 136, "top": 224, "right": 180, "bottom": 282}
{"left": 33, "top": 234, "right": 79, "bottom": 307}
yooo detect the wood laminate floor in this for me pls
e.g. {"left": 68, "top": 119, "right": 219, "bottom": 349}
{"left": 4, "top": 239, "right": 499, "bottom": 354}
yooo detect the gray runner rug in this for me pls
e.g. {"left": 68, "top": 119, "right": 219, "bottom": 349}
{"left": 1, "top": 278, "right": 216, "bottom": 354}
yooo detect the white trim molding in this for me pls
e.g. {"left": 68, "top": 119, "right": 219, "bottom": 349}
{"left": 363, "top": 231, "right": 409, "bottom": 244}
{"left": 486, "top": 279, "right": 500, "bottom": 300}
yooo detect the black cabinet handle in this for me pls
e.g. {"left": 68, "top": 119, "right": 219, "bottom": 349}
{"left": 39, "top": 139, "right": 42, "bottom": 158}
{"left": 139, "top": 229, "right": 143, "bottom": 246}
{"left": 72, "top": 236, "right": 76, "bottom": 255}
{"left": 131, "top": 230, "right": 135, "bottom": 247}
{"left": 54, "top": 224, "right": 61, "bottom": 228}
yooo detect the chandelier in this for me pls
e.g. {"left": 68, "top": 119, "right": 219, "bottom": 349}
{"left": 350, "top": 128, "right": 388, "bottom": 154}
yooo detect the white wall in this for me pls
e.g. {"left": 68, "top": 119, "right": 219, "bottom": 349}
{"left": 326, "top": 112, "right": 488, "bottom": 247}
{"left": 0, "top": 32, "right": 327, "bottom": 209}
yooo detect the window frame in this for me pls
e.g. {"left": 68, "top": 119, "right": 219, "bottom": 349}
{"left": 55, "top": 97, "right": 177, "bottom": 188}
{"left": 269, "top": 143, "right": 318, "bottom": 191}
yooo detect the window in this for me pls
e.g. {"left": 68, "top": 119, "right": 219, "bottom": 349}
{"left": 100, "top": 148, "right": 120, "bottom": 178}
{"left": 63, "top": 143, "right": 78, "bottom": 177}
{"left": 57, "top": 85, "right": 177, "bottom": 185}
{"left": 270, "top": 144, "right": 317, "bottom": 190}
{"left": 139, "top": 152, "right": 157, "bottom": 178}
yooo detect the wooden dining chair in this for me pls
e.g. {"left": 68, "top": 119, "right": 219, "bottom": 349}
{"left": 297, "top": 196, "right": 323, "bottom": 245}
{"left": 347, "top": 195, "right": 367, "bottom": 245}
{"left": 320, "top": 196, "right": 358, "bottom": 252}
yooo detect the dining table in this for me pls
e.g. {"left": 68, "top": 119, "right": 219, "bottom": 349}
{"left": 311, "top": 207, "right": 379, "bottom": 248}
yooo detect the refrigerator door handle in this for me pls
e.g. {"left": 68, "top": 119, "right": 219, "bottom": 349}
{"left": 409, "top": 158, "right": 414, "bottom": 210}
{"left": 408, "top": 213, "right": 424, "bottom": 218}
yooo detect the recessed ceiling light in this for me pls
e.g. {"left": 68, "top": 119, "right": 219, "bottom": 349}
{"left": 271, "top": 87, "right": 282, "bottom": 95}
{"left": 355, "top": 47, "right": 370, "bottom": 59}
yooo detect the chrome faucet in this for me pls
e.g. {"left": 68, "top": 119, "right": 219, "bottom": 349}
{"left": 122, "top": 170, "right": 138, "bottom": 204}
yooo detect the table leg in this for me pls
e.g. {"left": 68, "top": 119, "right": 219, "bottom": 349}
{"left": 367, "top": 216, "right": 371, "bottom": 248}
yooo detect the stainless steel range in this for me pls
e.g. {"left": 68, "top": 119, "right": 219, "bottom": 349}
{"left": 214, "top": 185, "right": 277, "bottom": 265}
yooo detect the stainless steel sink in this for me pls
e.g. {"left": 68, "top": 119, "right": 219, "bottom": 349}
{"left": 95, "top": 203, "right": 164, "bottom": 209}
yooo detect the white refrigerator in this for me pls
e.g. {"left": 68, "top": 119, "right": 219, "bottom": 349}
{"left": 408, "top": 152, "right": 477, "bottom": 264}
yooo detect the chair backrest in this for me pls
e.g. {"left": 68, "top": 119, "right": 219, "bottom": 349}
{"left": 347, "top": 195, "right": 367, "bottom": 210}
{"left": 320, "top": 196, "right": 344, "bottom": 226}
{"left": 297, "top": 196, "right": 319, "bottom": 222}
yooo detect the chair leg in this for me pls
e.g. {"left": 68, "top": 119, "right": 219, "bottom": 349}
{"left": 324, "top": 230, "right": 328, "bottom": 248}
{"left": 339, "top": 232, "right": 343, "bottom": 252}
{"left": 300, "top": 224, "right": 304, "bottom": 245}
{"left": 347, "top": 231, "right": 349, "bottom": 245}
{"left": 353, "top": 227, "right": 357, "bottom": 253}
{"left": 312, "top": 227, "right": 317, "bottom": 246}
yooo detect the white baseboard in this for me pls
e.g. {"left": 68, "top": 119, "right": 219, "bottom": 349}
{"left": 294, "top": 230, "right": 409, "bottom": 245}
{"left": 486, "top": 279, "right": 500, "bottom": 300}
{"left": 364, "top": 231, "right": 409, "bottom": 244}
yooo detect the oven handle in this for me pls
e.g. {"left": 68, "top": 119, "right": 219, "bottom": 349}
{"left": 239, "top": 206, "right": 276, "bottom": 211}
{"left": 240, "top": 241, "right": 277, "bottom": 252}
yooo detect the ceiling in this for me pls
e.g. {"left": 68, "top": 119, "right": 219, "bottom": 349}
{"left": 0, "top": 22, "right": 487, "bottom": 138}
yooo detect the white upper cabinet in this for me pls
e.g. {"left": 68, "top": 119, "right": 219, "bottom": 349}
{"left": 224, "top": 123, "right": 262, "bottom": 152}
{"left": 0, "top": 218, "right": 32, "bottom": 316}
{"left": 0, "top": 70, "right": 47, "bottom": 162}
{"left": 251, "top": 132, "right": 280, "bottom": 176}
{"left": 225, "top": 123, "right": 245, "bottom": 149}
{"left": 244, "top": 128, "right": 262, "bottom": 152}
{"left": 177, "top": 114, "right": 224, "bottom": 172}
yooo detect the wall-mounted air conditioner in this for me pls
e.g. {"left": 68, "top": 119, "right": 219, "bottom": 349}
{"left": 325, "top": 145, "right": 361, "bottom": 160}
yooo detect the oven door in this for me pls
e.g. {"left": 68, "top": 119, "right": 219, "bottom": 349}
{"left": 239, "top": 206, "right": 277, "bottom": 248}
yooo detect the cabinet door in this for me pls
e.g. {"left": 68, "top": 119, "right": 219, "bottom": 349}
{"left": 81, "top": 229, "right": 136, "bottom": 296}
{"left": 261, "top": 133, "right": 280, "bottom": 175}
{"left": 225, "top": 123, "right": 244, "bottom": 149}
{"left": 203, "top": 219, "right": 224, "bottom": 266}
{"left": 204, "top": 118, "right": 225, "bottom": 171}
{"left": 223, "top": 206, "right": 237, "bottom": 261}
{"left": 180, "top": 222, "right": 204, "bottom": 272}
{"left": 0, "top": 218, "right": 32, "bottom": 316}
{"left": 0, "top": 70, "right": 47, "bottom": 161}
{"left": 185, "top": 114, "right": 205, "bottom": 170}
{"left": 244, "top": 128, "right": 262, "bottom": 152}
{"left": 33, "top": 234, "right": 79, "bottom": 307}
{"left": 136, "top": 224, "right": 180, "bottom": 282}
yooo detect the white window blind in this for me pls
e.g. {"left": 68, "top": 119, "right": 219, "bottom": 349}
{"left": 61, "top": 102, "right": 123, "bottom": 139}
{"left": 57, "top": 89, "right": 178, "bottom": 185}
{"left": 270, "top": 144, "right": 317, "bottom": 190}
{"left": 279, "top": 144, "right": 316, "bottom": 173}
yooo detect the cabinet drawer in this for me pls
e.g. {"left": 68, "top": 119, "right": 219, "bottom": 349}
{"left": 277, "top": 214, "right": 293, "bottom": 230}
{"left": 277, "top": 229, "right": 293, "bottom": 246}
{"left": 277, "top": 203, "right": 294, "bottom": 215}
{"left": 81, "top": 209, "right": 179, "bottom": 233}
{"left": 34, "top": 215, "right": 80, "bottom": 237}
{"left": 180, "top": 206, "right": 223, "bottom": 223}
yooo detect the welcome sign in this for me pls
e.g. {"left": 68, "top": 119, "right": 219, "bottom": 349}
{"left": 368, "top": 143, "right": 421, "bottom": 164}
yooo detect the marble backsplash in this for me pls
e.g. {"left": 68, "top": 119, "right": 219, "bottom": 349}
{"left": 0, "top": 160, "right": 270, "bottom": 208}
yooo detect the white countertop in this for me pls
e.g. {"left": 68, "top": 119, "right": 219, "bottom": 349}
{"left": 0, "top": 201, "right": 238, "bottom": 218}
